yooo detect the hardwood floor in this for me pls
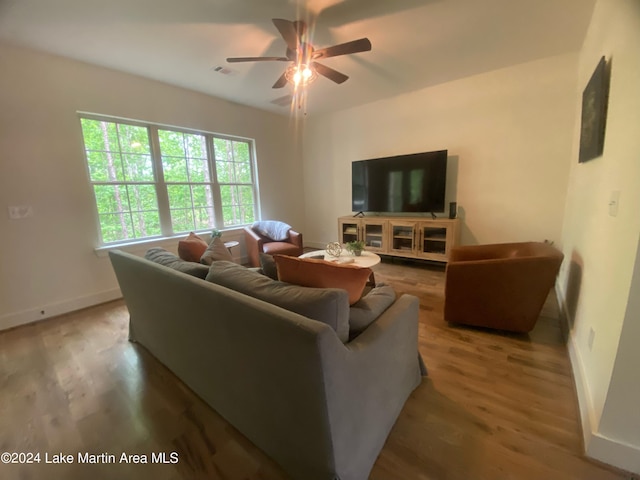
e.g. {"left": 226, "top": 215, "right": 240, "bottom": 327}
{"left": 0, "top": 258, "right": 636, "bottom": 480}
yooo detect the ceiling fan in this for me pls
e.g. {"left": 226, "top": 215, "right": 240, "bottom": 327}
{"left": 227, "top": 18, "right": 372, "bottom": 89}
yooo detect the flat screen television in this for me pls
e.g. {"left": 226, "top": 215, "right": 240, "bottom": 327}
{"left": 352, "top": 150, "right": 448, "bottom": 213}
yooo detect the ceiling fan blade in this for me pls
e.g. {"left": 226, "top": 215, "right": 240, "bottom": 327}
{"left": 313, "top": 62, "right": 349, "bottom": 84}
{"left": 272, "top": 18, "right": 299, "bottom": 52}
{"left": 313, "top": 38, "right": 372, "bottom": 59}
{"left": 272, "top": 71, "right": 288, "bottom": 89}
{"left": 227, "top": 56, "right": 289, "bottom": 63}
{"left": 293, "top": 20, "right": 307, "bottom": 38}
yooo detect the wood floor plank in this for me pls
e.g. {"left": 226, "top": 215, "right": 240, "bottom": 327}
{"left": 0, "top": 258, "right": 636, "bottom": 479}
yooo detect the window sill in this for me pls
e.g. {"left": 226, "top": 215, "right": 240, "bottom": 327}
{"left": 94, "top": 227, "right": 245, "bottom": 258}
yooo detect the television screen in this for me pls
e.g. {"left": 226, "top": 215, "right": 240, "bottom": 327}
{"left": 352, "top": 150, "right": 448, "bottom": 213}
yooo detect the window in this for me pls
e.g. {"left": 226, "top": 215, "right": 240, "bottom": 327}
{"left": 214, "top": 138, "right": 256, "bottom": 227}
{"left": 159, "top": 130, "right": 215, "bottom": 234}
{"left": 80, "top": 115, "right": 258, "bottom": 245}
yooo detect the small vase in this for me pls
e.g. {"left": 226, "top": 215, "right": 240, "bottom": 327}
{"left": 354, "top": 250, "right": 362, "bottom": 256}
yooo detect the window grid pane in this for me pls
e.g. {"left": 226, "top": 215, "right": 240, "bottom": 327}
{"left": 219, "top": 184, "right": 255, "bottom": 227}
{"left": 92, "top": 184, "right": 161, "bottom": 243}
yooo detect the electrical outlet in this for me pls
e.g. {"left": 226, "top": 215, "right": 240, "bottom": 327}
{"left": 8, "top": 205, "right": 33, "bottom": 219}
{"left": 588, "top": 328, "right": 596, "bottom": 350}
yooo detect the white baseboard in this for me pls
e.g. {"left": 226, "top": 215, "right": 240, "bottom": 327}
{"left": 567, "top": 327, "right": 596, "bottom": 449}
{"left": 555, "top": 283, "right": 640, "bottom": 476}
{"left": 0, "top": 288, "right": 122, "bottom": 331}
{"left": 555, "top": 283, "right": 594, "bottom": 449}
{"left": 588, "top": 433, "right": 640, "bottom": 475}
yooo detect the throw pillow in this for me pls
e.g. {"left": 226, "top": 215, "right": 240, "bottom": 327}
{"left": 273, "top": 254, "right": 372, "bottom": 305}
{"left": 178, "top": 232, "right": 208, "bottom": 262}
{"left": 206, "top": 261, "right": 350, "bottom": 342}
{"left": 251, "top": 220, "right": 291, "bottom": 241}
{"left": 259, "top": 253, "right": 279, "bottom": 280}
{"left": 349, "top": 283, "right": 396, "bottom": 338}
{"left": 144, "top": 247, "right": 210, "bottom": 279}
{"left": 200, "top": 237, "right": 233, "bottom": 265}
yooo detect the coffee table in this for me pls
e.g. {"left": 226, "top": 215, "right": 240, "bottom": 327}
{"left": 299, "top": 250, "right": 381, "bottom": 285}
{"left": 299, "top": 249, "right": 381, "bottom": 267}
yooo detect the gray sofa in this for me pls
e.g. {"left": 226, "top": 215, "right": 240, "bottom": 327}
{"left": 109, "top": 249, "right": 425, "bottom": 480}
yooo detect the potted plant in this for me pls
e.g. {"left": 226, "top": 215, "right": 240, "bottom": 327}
{"left": 209, "top": 228, "right": 222, "bottom": 245}
{"left": 346, "top": 240, "right": 365, "bottom": 256}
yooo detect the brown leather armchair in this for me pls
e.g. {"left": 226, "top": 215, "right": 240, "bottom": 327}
{"left": 244, "top": 224, "right": 303, "bottom": 267}
{"left": 444, "top": 242, "right": 564, "bottom": 333}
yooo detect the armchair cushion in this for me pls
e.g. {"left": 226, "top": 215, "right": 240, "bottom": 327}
{"left": 262, "top": 242, "right": 303, "bottom": 257}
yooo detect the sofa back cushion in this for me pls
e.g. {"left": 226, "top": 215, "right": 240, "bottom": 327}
{"left": 349, "top": 284, "right": 396, "bottom": 339}
{"left": 259, "top": 253, "right": 279, "bottom": 280}
{"left": 145, "top": 247, "right": 210, "bottom": 279}
{"left": 206, "top": 261, "right": 350, "bottom": 342}
{"left": 273, "top": 254, "right": 372, "bottom": 305}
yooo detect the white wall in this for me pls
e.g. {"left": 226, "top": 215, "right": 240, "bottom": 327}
{"left": 557, "top": 0, "right": 640, "bottom": 473}
{"left": 302, "top": 53, "right": 578, "bottom": 248}
{"left": 596, "top": 239, "right": 640, "bottom": 474}
{"left": 0, "top": 41, "right": 304, "bottom": 330}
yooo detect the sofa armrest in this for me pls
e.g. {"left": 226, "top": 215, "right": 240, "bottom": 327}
{"left": 317, "top": 294, "right": 422, "bottom": 478}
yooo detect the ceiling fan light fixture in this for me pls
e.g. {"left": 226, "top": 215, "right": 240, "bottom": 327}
{"left": 285, "top": 63, "right": 317, "bottom": 87}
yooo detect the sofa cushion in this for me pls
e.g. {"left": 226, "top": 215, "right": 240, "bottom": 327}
{"left": 200, "top": 236, "right": 233, "bottom": 265}
{"left": 144, "top": 247, "right": 210, "bottom": 279}
{"left": 206, "top": 261, "right": 350, "bottom": 342}
{"left": 178, "top": 232, "right": 208, "bottom": 262}
{"left": 349, "top": 283, "right": 397, "bottom": 338}
{"left": 274, "top": 254, "right": 372, "bottom": 305}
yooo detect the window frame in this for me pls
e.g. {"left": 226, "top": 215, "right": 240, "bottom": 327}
{"left": 79, "top": 112, "right": 260, "bottom": 247}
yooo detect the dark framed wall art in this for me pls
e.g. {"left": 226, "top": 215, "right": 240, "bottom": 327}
{"left": 578, "top": 56, "right": 610, "bottom": 163}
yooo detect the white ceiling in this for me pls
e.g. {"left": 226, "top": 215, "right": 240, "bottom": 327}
{"left": 0, "top": 0, "right": 596, "bottom": 116}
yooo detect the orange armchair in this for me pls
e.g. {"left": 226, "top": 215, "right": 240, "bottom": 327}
{"left": 444, "top": 242, "right": 564, "bottom": 333}
{"left": 244, "top": 222, "right": 303, "bottom": 267}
